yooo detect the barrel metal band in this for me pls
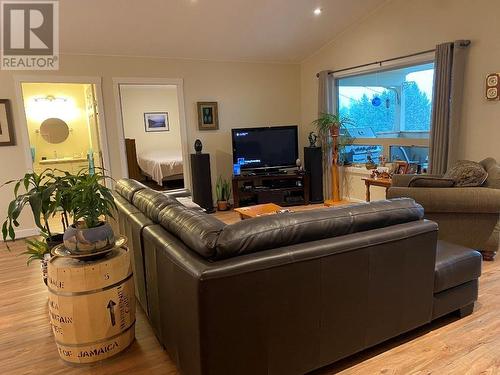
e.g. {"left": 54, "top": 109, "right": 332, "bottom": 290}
{"left": 55, "top": 320, "right": 136, "bottom": 347}
{"left": 48, "top": 273, "right": 134, "bottom": 296}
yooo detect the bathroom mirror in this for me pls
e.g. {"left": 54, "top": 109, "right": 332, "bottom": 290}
{"left": 39, "top": 118, "right": 70, "bottom": 144}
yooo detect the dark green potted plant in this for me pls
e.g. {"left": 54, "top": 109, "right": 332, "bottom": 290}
{"left": 2, "top": 170, "right": 63, "bottom": 246}
{"left": 1, "top": 170, "right": 64, "bottom": 284}
{"left": 62, "top": 170, "right": 117, "bottom": 254}
{"left": 215, "top": 176, "right": 231, "bottom": 211}
{"left": 312, "top": 113, "right": 354, "bottom": 202}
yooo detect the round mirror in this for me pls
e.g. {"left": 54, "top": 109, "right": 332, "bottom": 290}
{"left": 39, "top": 118, "right": 69, "bottom": 144}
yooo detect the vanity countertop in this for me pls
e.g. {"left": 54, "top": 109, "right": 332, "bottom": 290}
{"left": 39, "top": 157, "right": 88, "bottom": 165}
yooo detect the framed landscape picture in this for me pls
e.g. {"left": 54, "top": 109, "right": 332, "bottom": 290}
{"left": 0, "top": 99, "right": 15, "bottom": 146}
{"left": 144, "top": 112, "right": 169, "bottom": 132}
{"left": 197, "top": 102, "right": 219, "bottom": 130}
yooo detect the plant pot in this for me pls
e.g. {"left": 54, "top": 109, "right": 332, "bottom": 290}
{"left": 46, "top": 233, "right": 64, "bottom": 249}
{"left": 217, "top": 201, "right": 229, "bottom": 211}
{"left": 63, "top": 221, "right": 115, "bottom": 254}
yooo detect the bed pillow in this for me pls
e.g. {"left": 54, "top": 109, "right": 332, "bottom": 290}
{"left": 444, "top": 160, "right": 488, "bottom": 187}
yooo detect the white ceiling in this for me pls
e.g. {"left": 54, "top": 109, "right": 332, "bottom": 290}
{"left": 60, "top": 0, "right": 386, "bottom": 63}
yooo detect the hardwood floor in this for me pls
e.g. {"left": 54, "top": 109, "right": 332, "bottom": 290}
{"left": 1, "top": 206, "right": 499, "bottom": 374}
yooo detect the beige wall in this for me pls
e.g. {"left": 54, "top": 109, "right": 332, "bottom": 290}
{"left": 0, "top": 54, "right": 300, "bottom": 235}
{"left": 120, "top": 85, "right": 182, "bottom": 157}
{"left": 301, "top": 0, "right": 500, "bottom": 200}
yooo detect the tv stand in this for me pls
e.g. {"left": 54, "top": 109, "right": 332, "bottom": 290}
{"left": 232, "top": 172, "right": 310, "bottom": 208}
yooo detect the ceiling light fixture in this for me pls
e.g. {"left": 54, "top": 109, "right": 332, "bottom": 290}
{"left": 313, "top": 7, "right": 322, "bottom": 15}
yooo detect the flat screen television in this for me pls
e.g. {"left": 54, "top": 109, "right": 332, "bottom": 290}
{"left": 231, "top": 125, "right": 298, "bottom": 171}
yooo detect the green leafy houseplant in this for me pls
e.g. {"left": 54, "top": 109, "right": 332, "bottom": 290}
{"left": 68, "top": 171, "right": 116, "bottom": 229}
{"left": 215, "top": 176, "right": 231, "bottom": 211}
{"left": 312, "top": 113, "right": 354, "bottom": 164}
{"left": 312, "top": 113, "right": 355, "bottom": 202}
{"left": 62, "top": 170, "right": 117, "bottom": 254}
{"left": 2, "top": 169, "right": 59, "bottom": 243}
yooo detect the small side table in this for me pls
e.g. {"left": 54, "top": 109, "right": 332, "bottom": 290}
{"left": 361, "top": 177, "right": 392, "bottom": 202}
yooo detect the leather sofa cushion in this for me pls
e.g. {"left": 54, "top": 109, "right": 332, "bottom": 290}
{"left": 159, "top": 204, "right": 226, "bottom": 258}
{"left": 132, "top": 188, "right": 181, "bottom": 223}
{"left": 408, "top": 176, "right": 455, "bottom": 188}
{"left": 115, "top": 179, "right": 147, "bottom": 201}
{"left": 216, "top": 198, "right": 424, "bottom": 259}
{"left": 434, "top": 240, "right": 482, "bottom": 293}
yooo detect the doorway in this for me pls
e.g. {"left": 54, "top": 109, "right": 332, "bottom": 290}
{"left": 17, "top": 80, "right": 109, "bottom": 177}
{"left": 115, "top": 79, "right": 189, "bottom": 191}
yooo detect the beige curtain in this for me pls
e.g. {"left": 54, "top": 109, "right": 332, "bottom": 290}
{"left": 317, "top": 71, "right": 336, "bottom": 200}
{"left": 429, "top": 41, "right": 469, "bottom": 174}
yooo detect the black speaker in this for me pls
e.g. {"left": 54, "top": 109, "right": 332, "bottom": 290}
{"left": 190, "top": 153, "right": 215, "bottom": 213}
{"left": 304, "top": 147, "right": 323, "bottom": 203}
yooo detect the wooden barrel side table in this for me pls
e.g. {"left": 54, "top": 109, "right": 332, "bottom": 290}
{"left": 47, "top": 245, "right": 136, "bottom": 364}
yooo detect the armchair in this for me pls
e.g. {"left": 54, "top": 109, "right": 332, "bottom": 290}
{"left": 387, "top": 158, "right": 500, "bottom": 260}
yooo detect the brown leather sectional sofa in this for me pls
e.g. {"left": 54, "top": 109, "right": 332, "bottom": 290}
{"left": 112, "top": 179, "right": 481, "bottom": 375}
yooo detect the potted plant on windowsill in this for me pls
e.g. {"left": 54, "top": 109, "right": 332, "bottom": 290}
{"left": 312, "top": 113, "right": 354, "bottom": 203}
{"left": 62, "top": 171, "right": 117, "bottom": 254}
{"left": 215, "top": 176, "right": 231, "bottom": 211}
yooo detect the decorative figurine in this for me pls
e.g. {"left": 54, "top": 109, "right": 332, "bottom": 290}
{"left": 308, "top": 131, "right": 318, "bottom": 148}
{"left": 365, "top": 155, "right": 377, "bottom": 170}
{"left": 194, "top": 139, "right": 203, "bottom": 154}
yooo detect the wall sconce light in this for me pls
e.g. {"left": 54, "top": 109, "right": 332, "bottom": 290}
{"left": 26, "top": 95, "right": 79, "bottom": 122}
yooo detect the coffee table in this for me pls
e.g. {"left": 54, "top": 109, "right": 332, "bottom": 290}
{"left": 233, "top": 203, "right": 284, "bottom": 220}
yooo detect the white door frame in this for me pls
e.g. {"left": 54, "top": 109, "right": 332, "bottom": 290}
{"left": 112, "top": 77, "right": 191, "bottom": 190}
{"left": 13, "top": 75, "right": 112, "bottom": 179}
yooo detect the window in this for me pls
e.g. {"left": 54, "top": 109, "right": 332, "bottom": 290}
{"left": 336, "top": 61, "right": 434, "bottom": 170}
{"left": 390, "top": 145, "right": 429, "bottom": 168}
{"left": 338, "top": 62, "right": 434, "bottom": 139}
{"left": 344, "top": 144, "right": 383, "bottom": 164}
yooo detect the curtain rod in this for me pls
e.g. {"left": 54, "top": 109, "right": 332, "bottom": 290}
{"left": 315, "top": 40, "right": 471, "bottom": 78}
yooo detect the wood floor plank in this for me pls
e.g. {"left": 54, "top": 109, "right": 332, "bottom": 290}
{"left": 1, "top": 207, "right": 498, "bottom": 374}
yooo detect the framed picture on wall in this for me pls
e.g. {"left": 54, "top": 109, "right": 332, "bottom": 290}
{"left": 144, "top": 112, "right": 169, "bottom": 132}
{"left": 0, "top": 99, "right": 15, "bottom": 146}
{"left": 197, "top": 102, "right": 219, "bottom": 130}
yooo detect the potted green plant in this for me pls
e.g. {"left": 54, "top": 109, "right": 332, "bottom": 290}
{"left": 2, "top": 169, "right": 63, "bottom": 246}
{"left": 1, "top": 170, "right": 65, "bottom": 284}
{"left": 215, "top": 176, "right": 231, "bottom": 211}
{"left": 62, "top": 170, "right": 117, "bottom": 254}
{"left": 312, "top": 113, "right": 354, "bottom": 202}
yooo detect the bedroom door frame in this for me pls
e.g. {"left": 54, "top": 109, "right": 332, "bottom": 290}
{"left": 113, "top": 77, "right": 191, "bottom": 190}
{"left": 13, "top": 75, "right": 112, "bottom": 182}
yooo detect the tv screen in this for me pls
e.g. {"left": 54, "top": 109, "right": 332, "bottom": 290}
{"left": 231, "top": 126, "right": 298, "bottom": 170}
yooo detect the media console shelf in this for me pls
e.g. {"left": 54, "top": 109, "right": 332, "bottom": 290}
{"left": 232, "top": 173, "right": 310, "bottom": 208}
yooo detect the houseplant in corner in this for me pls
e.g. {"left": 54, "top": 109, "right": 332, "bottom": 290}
{"left": 1, "top": 169, "right": 64, "bottom": 283}
{"left": 312, "top": 113, "right": 353, "bottom": 203}
{"left": 63, "top": 170, "right": 117, "bottom": 254}
{"left": 215, "top": 176, "right": 231, "bottom": 211}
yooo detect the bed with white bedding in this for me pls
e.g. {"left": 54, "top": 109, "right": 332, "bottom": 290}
{"left": 137, "top": 149, "right": 184, "bottom": 185}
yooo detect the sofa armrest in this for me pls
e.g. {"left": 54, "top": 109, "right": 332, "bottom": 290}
{"left": 391, "top": 174, "right": 443, "bottom": 187}
{"left": 387, "top": 187, "right": 500, "bottom": 213}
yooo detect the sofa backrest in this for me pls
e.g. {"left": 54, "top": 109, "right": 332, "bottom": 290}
{"left": 158, "top": 204, "right": 226, "bottom": 258}
{"left": 480, "top": 158, "right": 500, "bottom": 189}
{"left": 215, "top": 198, "right": 424, "bottom": 259}
{"left": 132, "top": 188, "right": 181, "bottom": 223}
{"left": 115, "top": 178, "right": 147, "bottom": 201}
